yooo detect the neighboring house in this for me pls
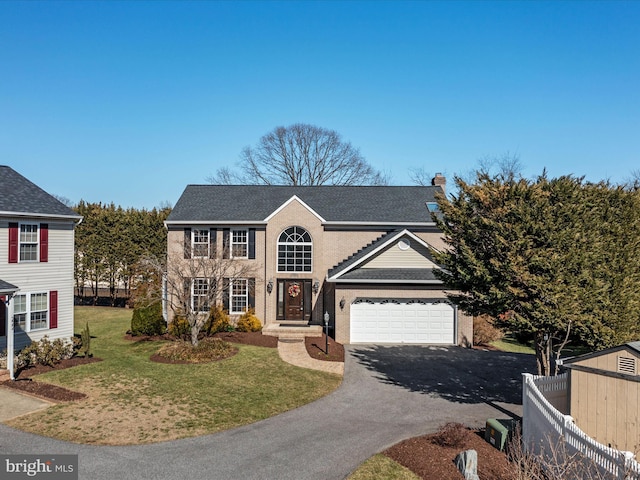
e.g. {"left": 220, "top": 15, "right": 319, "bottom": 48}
{"left": 0, "top": 166, "right": 82, "bottom": 355}
{"left": 165, "top": 176, "right": 473, "bottom": 345}
{"left": 561, "top": 342, "right": 640, "bottom": 454}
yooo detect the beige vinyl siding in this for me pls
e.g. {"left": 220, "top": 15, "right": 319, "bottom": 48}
{"left": 569, "top": 348, "right": 640, "bottom": 455}
{"left": 362, "top": 240, "right": 438, "bottom": 269}
{"left": 0, "top": 219, "right": 76, "bottom": 350}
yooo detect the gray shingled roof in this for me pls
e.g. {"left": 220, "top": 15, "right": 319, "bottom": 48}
{"left": 335, "top": 268, "right": 440, "bottom": 282}
{"left": 166, "top": 185, "right": 441, "bottom": 223}
{"left": 626, "top": 342, "right": 640, "bottom": 354}
{"left": 0, "top": 279, "right": 19, "bottom": 293}
{"left": 0, "top": 166, "right": 81, "bottom": 219}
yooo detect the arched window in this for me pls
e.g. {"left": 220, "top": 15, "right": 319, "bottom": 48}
{"left": 277, "top": 226, "right": 312, "bottom": 272}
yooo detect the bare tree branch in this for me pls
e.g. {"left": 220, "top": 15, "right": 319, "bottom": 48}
{"left": 409, "top": 167, "right": 433, "bottom": 186}
{"left": 214, "top": 123, "right": 388, "bottom": 186}
{"left": 143, "top": 239, "right": 258, "bottom": 346}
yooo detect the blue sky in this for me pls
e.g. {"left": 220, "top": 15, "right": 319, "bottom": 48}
{"left": 1, "top": 1, "right": 638, "bottom": 209}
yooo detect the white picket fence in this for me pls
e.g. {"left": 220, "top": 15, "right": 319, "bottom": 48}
{"left": 522, "top": 373, "right": 640, "bottom": 479}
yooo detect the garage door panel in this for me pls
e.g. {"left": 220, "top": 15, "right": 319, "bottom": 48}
{"left": 351, "top": 301, "right": 454, "bottom": 344}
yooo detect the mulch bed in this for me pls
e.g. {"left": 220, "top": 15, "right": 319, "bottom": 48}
{"left": 15, "top": 356, "right": 101, "bottom": 380}
{"left": 304, "top": 334, "right": 345, "bottom": 362}
{"left": 1, "top": 379, "right": 87, "bottom": 402}
{"left": 1, "top": 356, "right": 100, "bottom": 402}
{"left": 384, "top": 429, "right": 515, "bottom": 480}
{"left": 214, "top": 331, "right": 278, "bottom": 348}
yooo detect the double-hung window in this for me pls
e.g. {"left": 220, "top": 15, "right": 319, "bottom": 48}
{"left": 13, "top": 292, "right": 49, "bottom": 331}
{"left": 231, "top": 230, "right": 248, "bottom": 258}
{"left": 9, "top": 223, "right": 48, "bottom": 264}
{"left": 192, "top": 230, "right": 210, "bottom": 258}
{"left": 230, "top": 279, "right": 248, "bottom": 314}
{"left": 192, "top": 278, "right": 210, "bottom": 313}
{"left": 20, "top": 224, "right": 39, "bottom": 262}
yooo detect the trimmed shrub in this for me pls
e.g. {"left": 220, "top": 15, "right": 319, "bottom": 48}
{"left": 16, "top": 336, "right": 74, "bottom": 368}
{"left": 236, "top": 308, "right": 262, "bottom": 332}
{"left": 80, "top": 322, "right": 92, "bottom": 357}
{"left": 168, "top": 314, "right": 190, "bottom": 338}
{"left": 131, "top": 302, "right": 166, "bottom": 336}
{"left": 473, "top": 315, "right": 504, "bottom": 346}
{"left": 204, "top": 305, "right": 233, "bottom": 335}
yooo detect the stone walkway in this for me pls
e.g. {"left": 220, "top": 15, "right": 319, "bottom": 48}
{"left": 277, "top": 338, "right": 344, "bottom": 375}
{"left": 0, "top": 386, "right": 52, "bottom": 421}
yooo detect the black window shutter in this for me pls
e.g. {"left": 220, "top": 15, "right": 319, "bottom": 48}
{"left": 222, "top": 229, "right": 230, "bottom": 259}
{"left": 209, "top": 228, "right": 217, "bottom": 257}
{"left": 222, "top": 278, "right": 230, "bottom": 311}
{"left": 248, "top": 278, "right": 255, "bottom": 309}
{"left": 184, "top": 228, "right": 191, "bottom": 259}
{"left": 248, "top": 229, "right": 256, "bottom": 259}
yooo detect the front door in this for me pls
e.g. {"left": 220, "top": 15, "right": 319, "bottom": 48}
{"left": 284, "top": 280, "right": 304, "bottom": 320}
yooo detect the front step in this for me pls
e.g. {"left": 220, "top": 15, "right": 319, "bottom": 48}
{"left": 262, "top": 323, "right": 323, "bottom": 339}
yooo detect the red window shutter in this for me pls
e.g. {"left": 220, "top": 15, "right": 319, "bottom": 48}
{"left": 8, "top": 223, "right": 18, "bottom": 263}
{"left": 0, "top": 295, "right": 6, "bottom": 337}
{"left": 49, "top": 291, "right": 58, "bottom": 329}
{"left": 40, "top": 223, "right": 49, "bottom": 262}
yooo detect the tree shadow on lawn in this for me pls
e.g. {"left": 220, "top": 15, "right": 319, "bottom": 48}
{"left": 350, "top": 345, "right": 537, "bottom": 413}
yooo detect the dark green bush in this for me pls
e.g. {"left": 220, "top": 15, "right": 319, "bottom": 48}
{"left": 80, "top": 322, "right": 92, "bottom": 357}
{"left": 131, "top": 302, "right": 166, "bottom": 336}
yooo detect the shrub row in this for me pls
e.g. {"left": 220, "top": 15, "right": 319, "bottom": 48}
{"left": 166, "top": 306, "right": 262, "bottom": 337}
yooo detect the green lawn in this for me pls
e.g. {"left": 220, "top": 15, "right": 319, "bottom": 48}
{"left": 7, "top": 306, "right": 342, "bottom": 445}
{"left": 490, "top": 336, "right": 535, "bottom": 355}
{"left": 347, "top": 455, "right": 420, "bottom": 480}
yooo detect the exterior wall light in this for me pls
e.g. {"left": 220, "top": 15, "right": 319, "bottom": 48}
{"left": 339, "top": 297, "right": 346, "bottom": 309}
{"left": 313, "top": 280, "right": 320, "bottom": 294}
{"left": 267, "top": 278, "right": 273, "bottom": 294}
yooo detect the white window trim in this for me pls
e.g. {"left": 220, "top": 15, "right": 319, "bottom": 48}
{"left": 191, "top": 278, "right": 210, "bottom": 313}
{"left": 191, "top": 229, "right": 210, "bottom": 258}
{"left": 19, "top": 222, "right": 40, "bottom": 263}
{"left": 13, "top": 291, "right": 49, "bottom": 332}
{"left": 230, "top": 229, "right": 248, "bottom": 259}
{"left": 277, "top": 226, "right": 313, "bottom": 273}
{"left": 229, "top": 279, "right": 248, "bottom": 314}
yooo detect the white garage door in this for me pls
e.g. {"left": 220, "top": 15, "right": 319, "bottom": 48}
{"left": 350, "top": 300, "right": 455, "bottom": 344}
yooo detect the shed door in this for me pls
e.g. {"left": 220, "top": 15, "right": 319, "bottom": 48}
{"left": 350, "top": 300, "right": 455, "bottom": 344}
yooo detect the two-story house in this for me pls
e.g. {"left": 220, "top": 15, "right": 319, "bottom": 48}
{"left": 1, "top": 166, "right": 82, "bottom": 378}
{"left": 165, "top": 177, "right": 473, "bottom": 345}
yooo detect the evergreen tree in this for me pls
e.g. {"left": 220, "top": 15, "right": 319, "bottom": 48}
{"left": 433, "top": 172, "right": 640, "bottom": 375}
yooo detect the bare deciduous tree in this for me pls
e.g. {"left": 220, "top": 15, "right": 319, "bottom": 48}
{"left": 207, "top": 123, "right": 388, "bottom": 186}
{"left": 408, "top": 167, "right": 433, "bottom": 186}
{"left": 143, "top": 240, "right": 257, "bottom": 346}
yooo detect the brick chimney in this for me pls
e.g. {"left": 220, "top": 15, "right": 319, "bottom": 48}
{"left": 431, "top": 172, "right": 446, "bottom": 193}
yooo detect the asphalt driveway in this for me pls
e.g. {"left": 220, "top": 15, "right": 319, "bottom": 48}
{"left": 0, "top": 345, "right": 535, "bottom": 480}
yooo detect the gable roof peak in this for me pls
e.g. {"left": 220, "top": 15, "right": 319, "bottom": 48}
{"left": 0, "top": 166, "right": 81, "bottom": 220}
{"left": 167, "top": 184, "right": 441, "bottom": 224}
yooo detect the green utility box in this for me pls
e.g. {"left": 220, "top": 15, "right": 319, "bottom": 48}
{"left": 485, "top": 418, "right": 517, "bottom": 451}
